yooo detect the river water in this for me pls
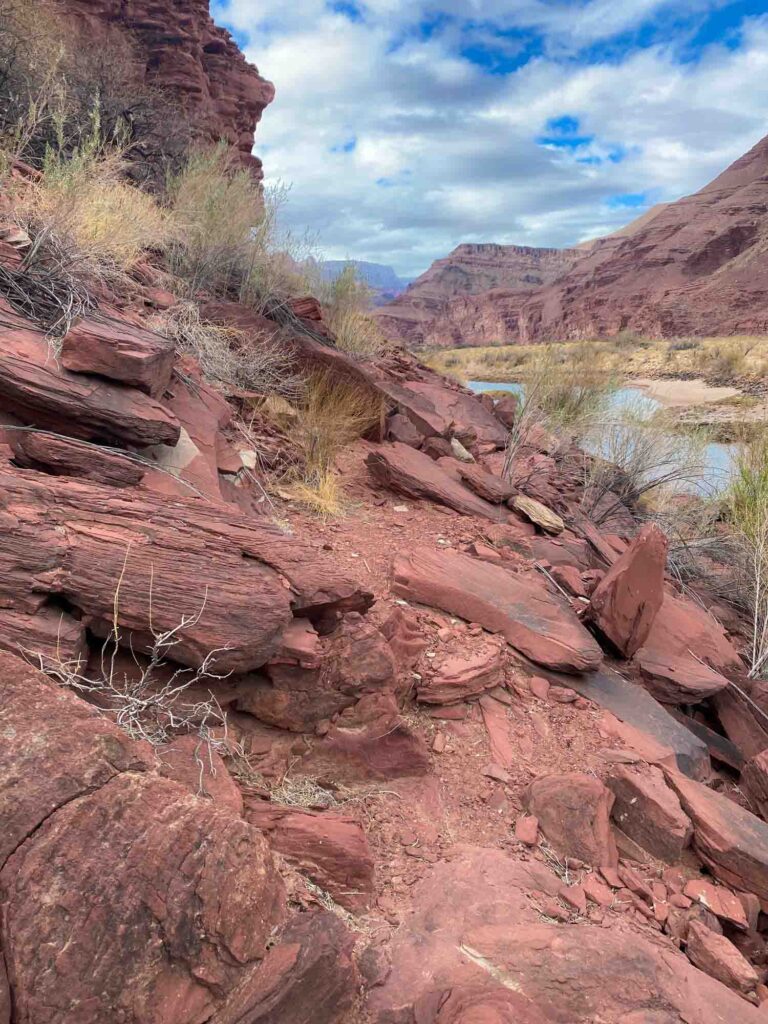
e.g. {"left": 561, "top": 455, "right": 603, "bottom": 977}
{"left": 468, "top": 379, "right": 735, "bottom": 494}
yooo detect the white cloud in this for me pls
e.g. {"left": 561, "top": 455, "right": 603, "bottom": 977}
{"left": 213, "top": 2, "right": 768, "bottom": 276}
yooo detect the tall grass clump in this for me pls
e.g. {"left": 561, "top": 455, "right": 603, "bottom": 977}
{"left": 280, "top": 371, "right": 384, "bottom": 515}
{"left": 318, "top": 265, "right": 387, "bottom": 357}
{"left": 580, "top": 399, "right": 710, "bottom": 524}
{"left": 166, "top": 144, "right": 311, "bottom": 306}
{"left": 726, "top": 431, "right": 768, "bottom": 677}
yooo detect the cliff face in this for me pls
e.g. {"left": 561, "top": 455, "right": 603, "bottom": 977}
{"left": 66, "top": 0, "right": 275, "bottom": 176}
{"left": 377, "top": 243, "right": 581, "bottom": 348}
{"left": 520, "top": 133, "right": 768, "bottom": 340}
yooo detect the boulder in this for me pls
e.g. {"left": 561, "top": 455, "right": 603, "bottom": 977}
{"left": 157, "top": 734, "right": 244, "bottom": 815}
{"left": 392, "top": 547, "right": 603, "bottom": 672}
{"left": 0, "top": 465, "right": 371, "bottom": 673}
{"left": 0, "top": 651, "right": 154, "bottom": 869}
{"left": 509, "top": 494, "right": 564, "bottom": 534}
{"left": 238, "top": 614, "right": 396, "bottom": 731}
{"left": 0, "top": 300, "right": 180, "bottom": 447}
{"left": 386, "top": 412, "right": 423, "bottom": 448}
{"left": 665, "top": 770, "right": 768, "bottom": 901}
{"left": 366, "top": 443, "right": 502, "bottom": 520}
{"left": 243, "top": 801, "right": 375, "bottom": 910}
{"left": 588, "top": 523, "right": 667, "bottom": 657}
{"left": 457, "top": 462, "right": 514, "bottom": 503}
{"left": 368, "top": 845, "right": 761, "bottom": 1024}
{"left": 526, "top": 772, "right": 618, "bottom": 869}
{"left": 396, "top": 380, "right": 508, "bottom": 447}
{"left": 417, "top": 642, "right": 504, "bottom": 704}
{"left": 494, "top": 393, "right": 517, "bottom": 429}
{"left": 215, "top": 911, "right": 357, "bottom": 1024}
{"left": 1, "top": 773, "right": 286, "bottom": 1024}
{"left": 686, "top": 920, "right": 758, "bottom": 994}
{"left": 607, "top": 764, "right": 693, "bottom": 863}
{"left": 10, "top": 430, "right": 145, "bottom": 486}
{"left": 635, "top": 591, "right": 742, "bottom": 704}
{"left": 60, "top": 314, "right": 175, "bottom": 397}
{"left": 551, "top": 564, "right": 588, "bottom": 598}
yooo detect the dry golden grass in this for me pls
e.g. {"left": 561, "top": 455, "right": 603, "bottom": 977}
{"left": 425, "top": 333, "right": 768, "bottom": 384}
{"left": 271, "top": 371, "right": 384, "bottom": 517}
{"left": 319, "top": 265, "right": 388, "bottom": 357}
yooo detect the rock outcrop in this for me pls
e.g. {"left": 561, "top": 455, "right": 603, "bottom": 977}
{"left": 65, "top": 0, "right": 275, "bottom": 176}
{"left": 377, "top": 243, "right": 580, "bottom": 348}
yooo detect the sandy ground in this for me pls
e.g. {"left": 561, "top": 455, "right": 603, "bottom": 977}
{"left": 631, "top": 377, "right": 739, "bottom": 407}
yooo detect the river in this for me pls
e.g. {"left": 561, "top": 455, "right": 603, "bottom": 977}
{"left": 468, "top": 379, "right": 735, "bottom": 494}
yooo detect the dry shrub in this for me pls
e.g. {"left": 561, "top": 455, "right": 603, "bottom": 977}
{"left": 701, "top": 338, "right": 754, "bottom": 378}
{"left": 727, "top": 430, "right": 768, "bottom": 676}
{"left": 319, "top": 265, "right": 387, "bottom": 357}
{"left": 155, "top": 301, "right": 301, "bottom": 397}
{"left": 166, "top": 144, "right": 311, "bottom": 306}
{"left": 279, "top": 371, "right": 384, "bottom": 515}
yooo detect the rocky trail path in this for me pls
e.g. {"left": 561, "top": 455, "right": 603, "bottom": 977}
{"left": 1, "top": 221, "right": 768, "bottom": 1023}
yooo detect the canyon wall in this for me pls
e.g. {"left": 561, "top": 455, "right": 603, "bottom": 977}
{"left": 66, "top": 0, "right": 275, "bottom": 176}
{"left": 377, "top": 243, "right": 581, "bottom": 347}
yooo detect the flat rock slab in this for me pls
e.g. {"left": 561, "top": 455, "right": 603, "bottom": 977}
{"left": 510, "top": 494, "right": 564, "bottom": 534}
{"left": 0, "top": 464, "right": 371, "bottom": 672}
{"left": 457, "top": 462, "right": 514, "bottom": 503}
{"left": 0, "top": 604, "right": 86, "bottom": 667}
{"left": 367, "top": 442, "right": 503, "bottom": 520}
{"left": 392, "top": 546, "right": 603, "bottom": 672}
{"left": 564, "top": 666, "right": 710, "bottom": 780}
{"left": 634, "top": 591, "right": 741, "bottom": 704}
{"left": 589, "top": 523, "right": 667, "bottom": 657}
{"left": 61, "top": 313, "right": 175, "bottom": 397}
{"left": 10, "top": 430, "right": 145, "bottom": 486}
{"left": 243, "top": 800, "right": 375, "bottom": 911}
{"left": 526, "top": 772, "right": 618, "bottom": 869}
{"left": 0, "top": 300, "right": 180, "bottom": 447}
{"left": 607, "top": 763, "right": 692, "bottom": 863}
{"left": 665, "top": 769, "right": 768, "bottom": 902}
{"left": 398, "top": 380, "right": 508, "bottom": 447}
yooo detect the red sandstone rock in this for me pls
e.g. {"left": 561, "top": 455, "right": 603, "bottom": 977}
{"left": 418, "top": 643, "right": 504, "bottom": 704}
{"left": 515, "top": 814, "right": 539, "bottom": 846}
{"left": 607, "top": 764, "right": 693, "bottom": 863}
{"left": 551, "top": 564, "right": 588, "bottom": 598}
{"left": 66, "top": 0, "right": 274, "bottom": 174}
{"left": 589, "top": 523, "right": 667, "bottom": 657}
{"left": 494, "top": 393, "right": 517, "bottom": 429}
{"left": 412, "top": 983, "right": 548, "bottom": 1024}
{"left": 157, "top": 733, "right": 244, "bottom": 815}
{"left": 0, "top": 651, "right": 154, "bottom": 869}
{"left": 457, "top": 462, "right": 514, "bottom": 503}
{"left": 395, "top": 380, "right": 507, "bottom": 447}
{"left": 392, "top": 546, "right": 603, "bottom": 672}
{"left": 368, "top": 846, "right": 760, "bottom": 1023}
{"left": 366, "top": 442, "right": 501, "bottom": 520}
{"left": 386, "top": 412, "right": 424, "bottom": 447}
{"left": 519, "top": 133, "right": 768, "bottom": 342}
{"left": 61, "top": 315, "right": 175, "bottom": 397}
{"left": 743, "top": 749, "right": 768, "bottom": 820}
{"left": 380, "top": 606, "right": 428, "bottom": 678}
{"left": 665, "top": 770, "right": 768, "bottom": 901}
{"left": 683, "top": 879, "right": 749, "bottom": 929}
{"left": 0, "top": 301, "right": 180, "bottom": 447}
{"left": 0, "top": 464, "right": 371, "bottom": 673}
{"left": 10, "top": 430, "right": 145, "bottom": 486}
{"left": 686, "top": 919, "right": 758, "bottom": 994}
{"left": 526, "top": 772, "right": 618, "bottom": 869}
{"left": 634, "top": 590, "right": 741, "bottom": 703}
{"left": 216, "top": 911, "right": 358, "bottom": 1024}
{"left": 238, "top": 614, "right": 396, "bottom": 731}
{"left": 244, "top": 800, "right": 375, "bottom": 911}
{"left": 0, "top": 604, "right": 86, "bottom": 667}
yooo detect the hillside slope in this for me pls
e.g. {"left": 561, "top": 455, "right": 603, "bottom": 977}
{"left": 520, "top": 133, "right": 768, "bottom": 340}
{"left": 377, "top": 243, "right": 580, "bottom": 347}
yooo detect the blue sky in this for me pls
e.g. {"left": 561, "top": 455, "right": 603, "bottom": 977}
{"left": 213, "top": 0, "right": 768, "bottom": 276}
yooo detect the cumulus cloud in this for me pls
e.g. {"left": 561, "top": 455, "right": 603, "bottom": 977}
{"left": 213, "top": 1, "right": 768, "bottom": 276}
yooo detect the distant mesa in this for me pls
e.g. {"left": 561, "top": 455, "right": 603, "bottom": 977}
{"left": 318, "top": 260, "right": 412, "bottom": 305}
{"left": 377, "top": 132, "right": 768, "bottom": 347}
